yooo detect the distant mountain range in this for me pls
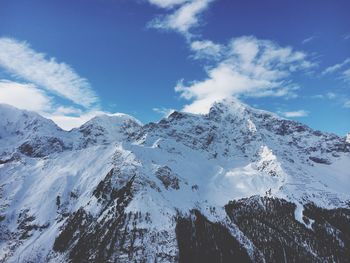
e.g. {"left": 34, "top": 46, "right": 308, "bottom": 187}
{"left": 0, "top": 99, "right": 349, "bottom": 262}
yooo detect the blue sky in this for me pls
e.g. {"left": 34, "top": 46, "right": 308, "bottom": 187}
{"left": 0, "top": 0, "right": 349, "bottom": 134}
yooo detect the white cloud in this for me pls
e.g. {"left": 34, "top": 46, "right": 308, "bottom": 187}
{"left": 176, "top": 36, "right": 315, "bottom": 114}
{"left": 0, "top": 37, "right": 98, "bottom": 108}
{"left": 144, "top": 1, "right": 318, "bottom": 115}
{"left": 0, "top": 80, "right": 52, "bottom": 112}
{"left": 190, "top": 40, "right": 223, "bottom": 60}
{"left": 280, "top": 110, "right": 309, "bottom": 118}
{"left": 148, "top": 0, "right": 214, "bottom": 37}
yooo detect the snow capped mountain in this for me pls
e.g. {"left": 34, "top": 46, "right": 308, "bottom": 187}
{"left": 74, "top": 113, "right": 141, "bottom": 147}
{"left": 0, "top": 104, "right": 141, "bottom": 160}
{"left": 0, "top": 100, "right": 349, "bottom": 262}
{"left": 0, "top": 104, "right": 67, "bottom": 160}
{"left": 0, "top": 104, "right": 61, "bottom": 138}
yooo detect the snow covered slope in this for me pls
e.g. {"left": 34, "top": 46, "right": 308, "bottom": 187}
{"left": 0, "top": 100, "right": 349, "bottom": 262}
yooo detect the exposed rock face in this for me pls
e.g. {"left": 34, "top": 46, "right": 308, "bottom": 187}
{"left": 309, "top": 156, "right": 331, "bottom": 165}
{"left": 53, "top": 173, "right": 136, "bottom": 263}
{"left": 19, "top": 137, "right": 68, "bottom": 157}
{"left": 156, "top": 166, "right": 180, "bottom": 190}
{"left": 0, "top": 100, "right": 349, "bottom": 262}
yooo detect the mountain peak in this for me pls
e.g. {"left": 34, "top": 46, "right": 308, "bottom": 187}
{"left": 0, "top": 103, "right": 61, "bottom": 138}
{"left": 81, "top": 113, "right": 142, "bottom": 129}
{"left": 77, "top": 113, "right": 142, "bottom": 144}
{"left": 210, "top": 97, "right": 247, "bottom": 113}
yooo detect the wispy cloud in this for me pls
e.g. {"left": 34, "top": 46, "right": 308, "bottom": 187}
{"left": 311, "top": 92, "right": 337, "bottom": 100}
{"left": 147, "top": 0, "right": 214, "bottom": 38}
{"left": 280, "top": 110, "right": 309, "bottom": 118}
{"left": 302, "top": 36, "right": 316, "bottom": 44}
{"left": 175, "top": 36, "right": 316, "bottom": 113}
{"left": 0, "top": 37, "right": 98, "bottom": 108}
{"left": 323, "top": 58, "right": 350, "bottom": 84}
{"left": 322, "top": 58, "right": 350, "bottom": 75}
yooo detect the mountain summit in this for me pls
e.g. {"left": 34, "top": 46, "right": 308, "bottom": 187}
{"left": 0, "top": 101, "right": 349, "bottom": 263}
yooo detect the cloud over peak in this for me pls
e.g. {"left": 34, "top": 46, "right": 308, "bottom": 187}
{"left": 176, "top": 36, "right": 315, "bottom": 114}
{"left": 0, "top": 38, "right": 105, "bottom": 130}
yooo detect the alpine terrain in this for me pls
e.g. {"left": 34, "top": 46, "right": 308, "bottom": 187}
{"left": 0, "top": 98, "right": 349, "bottom": 263}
